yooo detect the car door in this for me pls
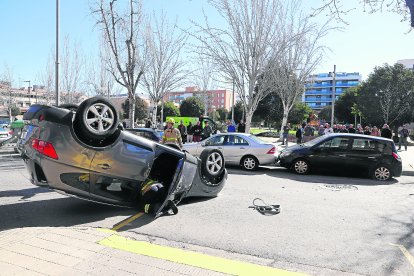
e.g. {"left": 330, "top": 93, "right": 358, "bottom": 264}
{"left": 346, "top": 138, "right": 382, "bottom": 174}
{"left": 308, "top": 136, "right": 350, "bottom": 173}
{"left": 220, "top": 135, "right": 250, "bottom": 164}
{"left": 89, "top": 139, "right": 155, "bottom": 203}
{"left": 202, "top": 135, "right": 225, "bottom": 154}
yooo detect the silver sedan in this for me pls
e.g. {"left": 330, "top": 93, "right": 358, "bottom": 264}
{"left": 0, "top": 127, "right": 12, "bottom": 145}
{"left": 183, "top": 133, "right": 277, "bottom": 170}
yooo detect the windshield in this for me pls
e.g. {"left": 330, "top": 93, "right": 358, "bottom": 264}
{"left": 302, "top": 135, "right": 326, "bottom": 147}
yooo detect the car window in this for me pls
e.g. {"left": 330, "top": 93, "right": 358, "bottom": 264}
{"left": 234, "top": 136, "right": 249, "bottom": 145}
{"left": 352, "top": 138, "right": 377, "bottom": 152}
{"left": 205, "top": 135, "right": 225, "bottom": 146}
{"left": 318, "top": 137, "right": 349, "bottom": 150}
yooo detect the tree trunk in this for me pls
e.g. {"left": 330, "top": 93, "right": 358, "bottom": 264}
{"left": 280, "top": 108, "right": 289, "bottom": 135}
{"left": 245, "top": 110, "right": 253, "bottom": 133}
{"left": 128, "top": 94, "right": 135, "bottom": 128}
{"left": 152, "top": 104, "right": 158, "bottom": 129}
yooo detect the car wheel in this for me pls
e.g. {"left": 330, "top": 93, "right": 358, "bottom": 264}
{"left": 241, "top": 155, "right": 259, "bottom": 171}
{"left": 292, "top": 159, "right": 310, "bottom": 174}
{"left": 58, "top": 103, "right": 78, "bottom": 112}
{"left": 372, "top": 165, "right": 391, "bottom": 181}
{"left": 75, "top": 97, "right": 119, "bottom": 140}
{"left": 200, "top": 148, "right": 225, "bottom": 182}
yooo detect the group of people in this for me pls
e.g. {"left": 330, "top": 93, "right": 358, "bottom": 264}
{"left": 282, "top": 122, "right": 410, "bottom": 151}
{"left": 226, "top": 119, "right": 245, "bottom": 133}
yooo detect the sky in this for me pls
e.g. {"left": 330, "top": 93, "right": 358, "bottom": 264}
{"left": 0, "top": 0, "right": 413, "bottom": 90}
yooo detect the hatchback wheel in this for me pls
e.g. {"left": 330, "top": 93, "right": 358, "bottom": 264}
{"left": 241, "top": 156, "right": 259, "bottom": 170}
{"left": 372, "top": 165, "right": 391, "bottom": 181}
{"left": 293, "top": 159, "right": 310, "bottom": 174}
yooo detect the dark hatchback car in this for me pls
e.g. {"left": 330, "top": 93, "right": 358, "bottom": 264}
{"left": 278, "top": 133, "right": 402, "bottom": 181}
{"left": 126, "top": 128, "right": 163, "bottom": 143}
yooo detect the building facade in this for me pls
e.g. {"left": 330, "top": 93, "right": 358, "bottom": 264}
{"left": 303, "top": 72, "right": 362, "bottom": 111}
{"left": 397, "top": 59, "right": 414, "bottom": 71}
{"left": 163, "top": 86, "right": 233, "bottom": 112}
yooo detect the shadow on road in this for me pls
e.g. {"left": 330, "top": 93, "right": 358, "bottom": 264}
{"left": 0, "top": 197, "right": 134, "bottom": 232}
{"left": 0, "top": 187, "right": 51, "bottom": 200}
{"left": 226, "top": 165, "right": 400, "bottom": 186}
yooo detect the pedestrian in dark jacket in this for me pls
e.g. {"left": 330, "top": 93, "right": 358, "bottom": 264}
{"left": 186, "top": 122, "right": 194, "bottom": 143}
{"left": 178, "top": 120, "right": 187, "bottom": 144}
{"left": 237, "top": 120, "right": 246, "bottom": 133}
{"left": 381, "top": 124, "right": 392, "bottom": 139}
{"left": 202, "top": 121, "right": 213, "bottom": 139}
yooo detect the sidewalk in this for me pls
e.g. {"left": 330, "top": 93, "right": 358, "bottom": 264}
{"left": 0, "top": 227, "right": 229, "bottom": 276}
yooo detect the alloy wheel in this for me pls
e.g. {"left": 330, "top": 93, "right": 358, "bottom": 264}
{"left": 84, "top": 103, "right": 115, "bottom": 134}
{"left": 374, "top": 166, "right": 390, "bottom": 181}
{"left": 294, "top": 160, "right": 308, "bottom": 174}
{"left": 207, "top": 152, "right": 223, "bottom": 175}
{"left": 243, "top": 157, "right": 256, "bottom": 170}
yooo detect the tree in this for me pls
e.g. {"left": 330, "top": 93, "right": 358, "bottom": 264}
{"left": 192, "top": 0, "right": 284, "bottom": 133}
{"left": 179, "top": 97, "right": 205, "bottom": 117}
{"left": 289, "top": 102, "right": 313, "bottom": 125}
{"left": 0, "top": 64, "right": 17, "bottom": 122}
{"left": 216, "top": 108, "right": 228, "bottom": 121}
{"left": 141, "top": 13, "right": 188, "bottom": 126}
{"left": 312, "top": 0, "right": 413, "bottom": 27}
{"left": 266, "top": 1, "right": 330, "bottom": 134}
{"left": 193, "top": 0, "right": 329, "bottom": 133}
{"left": 334, "top": 87, "right": 359, "bottom": 124}
{"left": 253, "top": 93, "right": 283, "bottom": 127}
{"left": 121, "top": 97, "right": 148, "bottom": 123}
{"left": 318, "top": 106, "right": 332, "bottom": 123}
{"left": 357, "top": 63, "right": 414, "bottom": 127}
{"left": 233, "top": 101, "right": 244, "bottom": 124}
{"left": 192, "top": 55, "right": 217, "bottom": 115}
{"left": 92, "top": 0, "right": 147, "bottom": 128}
{"left": 37, "top": 52, "right": 56, "bottom": 105}
{"left": 157, "top": 102, "right": 180, "bottom": 121}
{"left": 60, "top": 36, "right": 85, "bottom": 104}
{"left": 9, "top": 106, "right": 21, "bottom": 117}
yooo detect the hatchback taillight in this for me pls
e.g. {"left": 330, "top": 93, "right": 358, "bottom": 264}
{"left": 31, "top": 138, "right": 58, "bottom": 159}
{"left": 392, "top": 152, "right": 401, "bottom": 161}
{"left": 267, "top": 146, "right": 276, "bottom": 154}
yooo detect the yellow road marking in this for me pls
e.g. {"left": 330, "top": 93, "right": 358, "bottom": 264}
{"left": 98, "top": 233, "right": 308, "bottom": 276}
{"left": 111, "top": 212, "right": 144, "bottom": 231}
{"left": 390, "top": 243, "right": 414, "bottom": 268}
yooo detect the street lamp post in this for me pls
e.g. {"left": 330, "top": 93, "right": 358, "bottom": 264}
{"left": 24, "top": 80, "right": 31, "bottom": 105}
{"left": 231, "top": 79, "right": 235, "bottom": 122}
{"left": 55, "top": 0, "right": 60, "bottom": 106}
{"left": 330, "top": 65, "right": 336, "bottom": 127}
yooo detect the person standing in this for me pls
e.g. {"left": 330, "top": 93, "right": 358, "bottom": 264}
{"left": 227, "top": 120, "right": 236, "bottom": 133}
{"left": 324, "top": 123, "right": 333, "bottom": 135}
{"left": 193, "top": 121, "right": 203, "bottom": 142}
{"left": 398, "top": 125, "right": 409, "bottom": 151}
{"left": 161, "top": 118, "right": 183, "bottom": 149}
{"left": 317, "top": 125, "right": 325, "bottom": 136}
{"left": 282, "top": 123, "right": 291, "bottom": 146}
{"left": 202, "top": 121, "right": 213, "bottom": 140}
{"left": 371, "top": 126, "right": 380, "bottom": 136}
{"left": 363, "top": 126, "right": 371, "bottom": 136}
{"left": 381, "top": 124, "right": 392, "bottom": 139}
{"left": 339, "top": 125, "right": 348, "bottom": 133}
{"left": 178, "top": 120, "right": 187, "bottom": 144}
{"left": 186, "top": 122, "right": 194, "bottom": 143}
{"left": 303, "top": 123, "right": 314, "bottom": 143}
{"left": 347, "top": 124, "right": 356, "bottom": 133}
{"left": 237, "top": 120, "right": 246, "bottom": 133}
{"left": 295, "top": 124, "right": 304, "bottom": 144}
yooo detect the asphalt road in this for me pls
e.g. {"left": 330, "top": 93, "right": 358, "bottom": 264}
{"left": 1, "top": 154, "right": 414, "bottom": 276}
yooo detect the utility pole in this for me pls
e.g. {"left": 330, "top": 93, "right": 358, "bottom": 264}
{"left": 24, "top": 80, "right": 31, "bottom": 105}
{"left": 55, "top": 0, "right": 60, "bottom": 106}
{"left": 330, "top": 65, "right": 336, "bottom": 127}
{"left": 231, "top": 79, "right": 235, "bottom": 122}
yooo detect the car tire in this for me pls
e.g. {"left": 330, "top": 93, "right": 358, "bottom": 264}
{"left": 58, "top": 103, "right": 79, "bottom": 112}
{"left": 372, "top": 165, "right": 392, "bottom": 181}
{"left": 241, "top": 155, "right": 259, "bottom": 171}
{"left": 200, "top": 148, "right": 225, "bottom": 183}
{"left": 74, "top": 97, "right": 119, "bottom": 141}
{"left": 292, "top": 159, "right": 310, "bottom": 174}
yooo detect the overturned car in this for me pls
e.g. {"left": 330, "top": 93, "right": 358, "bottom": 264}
{"left": 17, "top": 97, "right": 227, "bottom": 216}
